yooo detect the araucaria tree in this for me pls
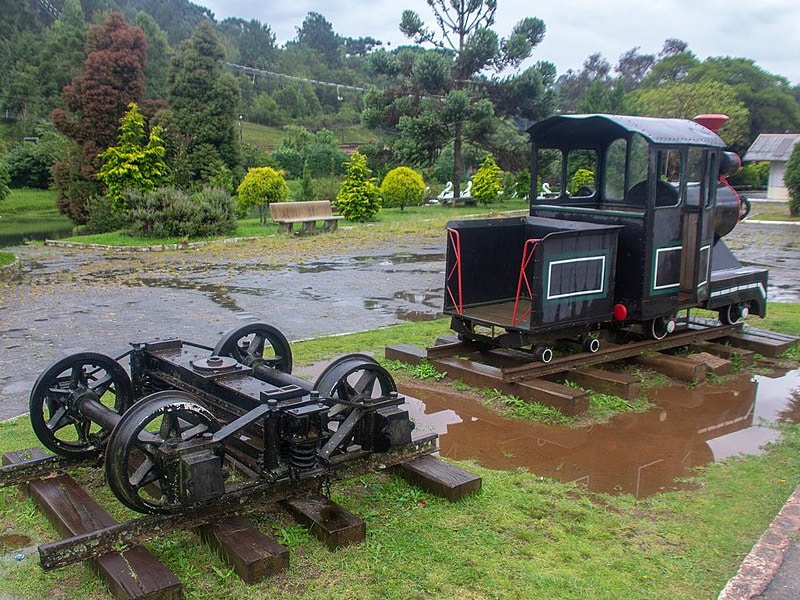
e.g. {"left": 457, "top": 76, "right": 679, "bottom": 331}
{"left": 398, "top": 0, "right": 546, "bottom": 198}
{"left": 165, "top": 21, "right": 241, "bottom": 190}
{"left": 51, "top": 12, "right": 147, "bottom": 224}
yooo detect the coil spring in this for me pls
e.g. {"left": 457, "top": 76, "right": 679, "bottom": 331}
{"left": 289, "top": 442, "right": 316, "bottom": 470}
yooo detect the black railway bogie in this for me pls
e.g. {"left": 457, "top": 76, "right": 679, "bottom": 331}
{"left": 26, "top": 323, "right": 422, "bottom": 515}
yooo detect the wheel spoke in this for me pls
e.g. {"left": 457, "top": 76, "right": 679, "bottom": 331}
{"left": 46, "top": 405, "right": 72, "bottom": 433}
{"left": 128, "top": 457, "right": 159, "bottom": 489}
{"left": 181, "top": 422, "right": 209, "bottom": 441}
{"left": 353, "top": 371, "right": 377, "bottom": 397}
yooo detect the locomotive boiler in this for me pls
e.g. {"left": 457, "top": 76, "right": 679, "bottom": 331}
{"left": 445, "top": 113, "right": 767, "bottom": 360}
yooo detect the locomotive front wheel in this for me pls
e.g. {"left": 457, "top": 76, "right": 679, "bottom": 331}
{"left": 581, "top": 336, "right": 601, "bottom": 353}
{"left": 29, "top": 352, "right": 133, "bottom": 459}
{"left": 719, "top": 303, "right": 749, "bottom": 326}
{"left": 105, "top": 390, "right": 221, "bottom": 514}
{"left": 214, "top": 322, "right": 293, "bottom": 373}
{"left": 314, "top": 354, "right": 397, "bottom": 407}
{"left": 533, "top": 346, "right": 554, "bottom": 363}
{"left": 646, "top": 317, "right": 675, "bottom": 340}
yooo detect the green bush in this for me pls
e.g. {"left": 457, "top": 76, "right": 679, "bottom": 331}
{"left": 271, "top": 146, "right": 304, "bottom": 179}
{"left": 730, "top": 161, "right": 769, "bottom": 189}
{"left": 83, "top": 195, "right": 129, "bottom": 234}
{"left": 0, "top": 160, "right": 9, "bottom": 204}
{"left": 129, "top": 186, "right": 236, "bottom": 238}
{"left": 569, "top": 168, "right": 595, "bottom": 195}
{"left": 236, "top": 166, "right": 289, "bottom": 224}
{"left": 336, "top": 151, "right": 381, "bottom": 222}
{"left": 305, "top": 145, "right": 348, "bottom": 178}
{"left": 380, "top": 166, "right": 426, "bottom": 210}
{"left": 472, "top": 156, "right": 503, "bottom": 206}
{"left": 5, "top": 141, "right": 53, "bottom": 188}
{"left": 785, "top": 142, "right": 800, "bottom": 217}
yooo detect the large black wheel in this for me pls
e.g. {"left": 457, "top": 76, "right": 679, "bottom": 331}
{"left": 313, "top": 354, "right": 397, "bottom": 405}
{"left": 29, "top": 352, "right": 133, "bottom": 459}
{"left": 214, "top": 322, "right": 292, "bottom": 374}
{"left": 104, "top": 390, "right": 221, "bottom": 514}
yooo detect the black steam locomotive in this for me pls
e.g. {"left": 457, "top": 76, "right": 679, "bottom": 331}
{"left": 444, "top": 113, "right": 767, "bottom": 361}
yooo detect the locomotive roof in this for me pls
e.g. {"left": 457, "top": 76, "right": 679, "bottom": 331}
{"left": 527, "top": 114, "right": 726, "bottom": 148}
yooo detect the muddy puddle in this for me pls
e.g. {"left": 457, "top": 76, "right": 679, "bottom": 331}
{"left": 401, "top": 368, "right": 800, "bottom": 497}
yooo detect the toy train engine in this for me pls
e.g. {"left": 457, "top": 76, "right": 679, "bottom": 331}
{"left": 25, "top": 323, "right": 428, "bottom": 514}
{"left": 445, "top": 114, "right": 768, "bottom": 358}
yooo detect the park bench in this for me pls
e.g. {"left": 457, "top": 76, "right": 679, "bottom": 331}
{"left": 269, "top": 200, "right": 344, "bottom": 235}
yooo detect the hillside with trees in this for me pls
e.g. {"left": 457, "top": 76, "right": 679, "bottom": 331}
{"left": 1, "top": 0, "right": 799, "bottom": 237}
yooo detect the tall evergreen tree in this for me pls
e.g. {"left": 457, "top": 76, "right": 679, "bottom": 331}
{"left": 164, "top": 20, "right": 241, "bottom": 189}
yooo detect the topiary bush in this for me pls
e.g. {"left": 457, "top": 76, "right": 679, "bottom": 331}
{"left": 128, "top": 186, "right": 236, "bottom": 238}
{"left": 785, "top": 142, "right": 800, "bottom": 217}
{"left": 380, "top": 166, "right": 426, "bottom": 211}
{"left": 336, "top": 151, "right": 381, "bottom": 222}
{"left": 569, "top": 168, "right": 595, "bottom": 195}
{"left": 236, "top": 166, "right": 290, "bottom": 224}
{"left": 472, "top": 156, "right": 503, "bottom": 206}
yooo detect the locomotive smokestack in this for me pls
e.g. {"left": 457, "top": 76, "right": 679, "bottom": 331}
{"left": 694, "top": 114, "right": 729, "bottom": 133}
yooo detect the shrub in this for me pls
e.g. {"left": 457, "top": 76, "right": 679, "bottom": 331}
{"left": 0, "top": 160, "right": 9, "bottom": 204}
{"left": 305, "top": 145, "right": 348, "bottom": 178}
{"left": 380, "top": 166, "right": 426, "bottom": 211}
{"left": 336, "top": 151, "right": 381, "bottom": 222}
{"left": 271, "top": 147, "right": 304, "bottom": 179}
{"left": 83, "top": 195, "right": 129, "bottom": 234}
{"left": 730, "top": 161, "right": 769, "bottom": 189}
{"left": 5, "top": 142, "right": 53, "bottom": 188}
{"left": 129, "top": 186, "right": 236, "bottom": 238}
{"left": 785, "top": 142, "right": 800, "bottom": 217}
{"left": 236, "top": 166, "right": 289, "bottom": 224}
{"left": 472, "top": 156, "right": 503, "bottom": 206}
{"left": 569, "top": 168, "right": 595, "bottom": 195}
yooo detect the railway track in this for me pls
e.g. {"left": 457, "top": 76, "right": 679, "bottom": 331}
{"left": 387, "top": 320, "right": 798, "bottom": 415}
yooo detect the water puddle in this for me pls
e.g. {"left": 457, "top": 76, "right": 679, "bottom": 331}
{"left": 402, "top": 369, "right": 800, "bottom": 497}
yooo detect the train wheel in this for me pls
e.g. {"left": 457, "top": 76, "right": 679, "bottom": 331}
{"left": 29, "top": 352, "right": 133, "bottom": 459}
{"left": 647, "top": 317, "right": 676, "bottom": 340}
{"left": 214, "top": 322, "right": 293, "bottom": 374}
{"left": 533, "top": 346, "right": 553, "bottom": 363}
{"left": 581, "top": 336, "right": 601, "bottom": 353}
{"left": 105, "top": 390, "right": 221, "bottom": 514}
{"left": 314, "top": 354, "right": 397, "bottom": 404}
{"left": 719, "top": 303, "right": 749, "bottom": 326}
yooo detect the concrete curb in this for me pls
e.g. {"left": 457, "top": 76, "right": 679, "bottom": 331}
{"left": 0, "top": 256, "right": 20, "bottom": 281}
{"left": 718, "top": 485, "right": 800, "bottom": 599}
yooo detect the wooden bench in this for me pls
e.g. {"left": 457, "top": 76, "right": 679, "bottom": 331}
{"left": 269, "top": 200, "right": 343, "bottom": 234}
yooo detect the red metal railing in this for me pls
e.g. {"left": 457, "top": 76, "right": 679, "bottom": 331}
{"left": 511, "top": 238, "right": 540, "bottom": 326}
{"left": 445, "top": 228, "right": 464, "bottom": 315}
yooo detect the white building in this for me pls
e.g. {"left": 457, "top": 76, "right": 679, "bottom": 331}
{"left": 743, "top": 133, "right": 800, "bottom": 200}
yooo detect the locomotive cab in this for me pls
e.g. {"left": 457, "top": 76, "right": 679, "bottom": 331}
{"left": 529, "top": 114, "right": 767, "bottom": 336}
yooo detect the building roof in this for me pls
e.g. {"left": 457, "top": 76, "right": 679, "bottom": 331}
{"left": 744, "top": 133, "right": 800, "bottom": 162}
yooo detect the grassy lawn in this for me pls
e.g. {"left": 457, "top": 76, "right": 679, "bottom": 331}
{"left": 0, "top": 310, "right": 798, "bottom": 599}
{"left": 746, "top": 200, "right": 799, "bottom": 222}
{"left": 0, "top": 188, "right": 73, "bottom": 247}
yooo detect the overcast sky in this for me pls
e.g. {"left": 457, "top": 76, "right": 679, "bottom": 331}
{"left": 200, "top": 0, "right": 800, "bottom": 85}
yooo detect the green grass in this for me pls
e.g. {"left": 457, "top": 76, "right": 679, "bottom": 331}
{"left": 241, "top": 122, "right": 378, "bottom": 149}
{"left": 746, "top": 201, "right": 799, "bottom": 222}
{"left": 0, "top": 309, "right": 798, "bottom": 599}
{"left": 0, "top": 188, "right": 73, "bottom": 246}
{"left": 0, "top": 251, "right": 14, "bottom": 266}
